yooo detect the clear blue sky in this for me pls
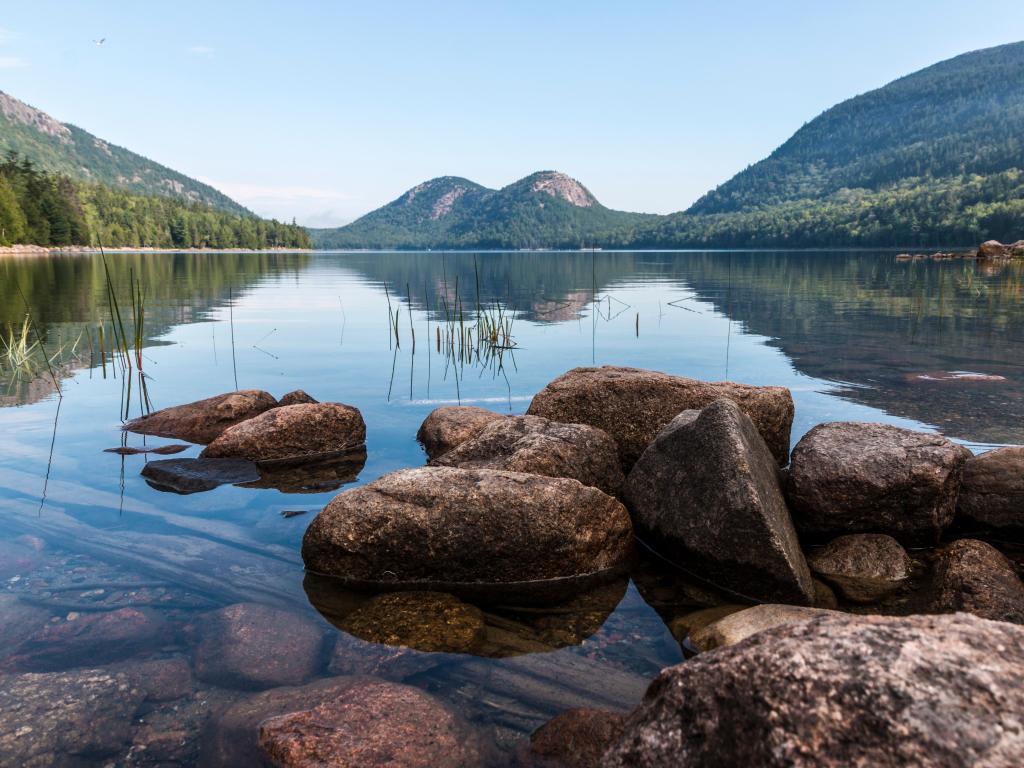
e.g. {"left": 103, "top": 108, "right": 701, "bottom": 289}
{"left": 2, "top": 1, "right": 1023, "bottom": 226}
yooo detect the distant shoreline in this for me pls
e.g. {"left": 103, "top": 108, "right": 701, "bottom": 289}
{"left": 0, "top": 244, "right": 314, "bottom": 258}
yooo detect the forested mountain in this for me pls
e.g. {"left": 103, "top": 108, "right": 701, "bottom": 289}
{"left": 316, "top": 42, "right": 1024, "bottom": 250}
{"left": 0, "top": 153, "right": 310, "bottom": 249}
{"left": 0, "top": 91, "right": 248, "bottom": 215}
{"left": 311, "top": 171, "right": 654, "bottom": 249}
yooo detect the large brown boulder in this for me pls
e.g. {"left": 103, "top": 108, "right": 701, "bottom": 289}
{"left": 957, "top": 446, "right": 1024, "bottom": 531}
{"left": 432, "top": 415, "right": 624, "bottom": 495}
{"left": 201, "top": 402, "right": 366, "bottom": 464}
{"left": 257, "top": 677, "right": 492, "bottom": 767}
{"left": 416, "top": 405, "right": 505, "bottom": 460}
{"left": 928, "top": 539, "right": 1024, "bottom": 624}
{"left": 603, "top": 613, "right": 1024, "bottom": 767}
{"left": 807, "top": 533, "right": 912, "bottom": 603}
{"left": 192, "top": 603, "right": 327, "bottom": 690}
{"left": 624, "top": 400, "right": 814, "bottom": 605}
{"left": 302, "top": 467, "right": 633, "bottom": 592}
{"left": 977, "top": 239, "right": 1011, "bottom": 258}
{"left": 526, "top": 366, "right": 794, "bottom": 468}
{"left": 527, "top": 708, "right": 627, "bottom": 768}
{"left": 123, "top": 389, "right": 277, "bottom": 444}
{"left": 786, "top": 422, "right": 971, "bottom": 546}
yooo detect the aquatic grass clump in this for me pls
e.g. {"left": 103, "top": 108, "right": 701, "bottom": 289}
{"left": 0, "top": 313, "right": 84, "bottom": 397}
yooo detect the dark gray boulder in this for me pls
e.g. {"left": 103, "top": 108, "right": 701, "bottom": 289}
{"left": 786, "top": 422, "right": 971, "bottom": 545}
{"left": 603, "top": 613, "right": 1024, "bottom": 767}
{"left": 527, "top": 366, "right": 795, "bottom": 469}
{"left": 957, "top": 445, "right": 1024, "bottom": 531}
{"left": 141, "top": 457, "right": 261, "bottom": 494}
{"left": 928, "top": 538, "right": 1024, "bottom": 624}
{"left": 807, "top": 533, "right": 912, "bottom": 603}
{"left": 432, "top": 414, "right": 624, "bottom": 495}
{"left": 624, "top": 399, "right": 814, "bottom": 605}
{"left": 302, "top": 467, "right": 633, "bottom": 592}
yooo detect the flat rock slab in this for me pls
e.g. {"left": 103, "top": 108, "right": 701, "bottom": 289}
{"left": 604, "top": 613, "right": 1024, "bottom": 767}
{"left": 258, "top": 677, "right": 494, "bottom": 767}
{"left": 141, "top": 457, "right": 261, "bottom": 494}
{"left": 808, "top": 533, "right": 912, "bottom": 603}
{"left": 957, "top": 445, "right": 1024, "bottom": 531}
{"left": 417, "top": 406, "right": 506, "bottom": 460}
{"left": 624, "top": 400, "right": 814, "bottom": 605}
{"left": 928, "top": 539, "right": 1024, "bottom": 623}
{"left": 432, "top": 414, "right": 624, "bottom": 495}
{"left": 123, "top": 389, "right": 277, "bottom": 444}
{"left": 302, "top": 467, "right": 633, "bottom": 591}
{"left": 201, "top": 402, "right": 366, "bottom": 463}
{"left": 0, "top": 668, "right": 145, "bottom": 767}
{"left": 192, "top": 602, "right": 326, "bottom": 690}
{"left": 786, "top": 421, "right": 971, "bottom": 546}
{"left": 526, "top": 366, "right": 794, "bottom": 468}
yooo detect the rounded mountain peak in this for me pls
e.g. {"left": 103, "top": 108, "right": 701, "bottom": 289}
{"left": 516, "top": 171, "right": 598, "bottom": 208}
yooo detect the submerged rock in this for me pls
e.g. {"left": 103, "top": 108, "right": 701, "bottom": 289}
{"left": 202, "top": 402, "right": 366, "bottom": 464}
{"left": 243, "top": 448, "right": 366, "bottom": 494}
{"left": 337, "top": 591, "right": 486, "bottom": 654}
{"left": 624, "top": 400, "right": 814, "bottom": 605}
{"left": 527, "top": 708, "right": 626, "bottom": 768}
{"left": 807, "top": 533, "right": 912, "bottom": 603}
{"left": 257, "top": 677, "right": 493, "bottom": 768}
{"left": 956, "top": 445, "right": 1024, "bottom": 531}
{"left": 604, "top": 613, "right": 1024, "bottom": 767}
{"left": 140, "top": 457, "right": 261, "bottom": 494}
{"left": 667, "top": 604, "right": 746, "bottom": 645}
{"left": 786, "top": 422, "right": 971, "bottom": 545}
{"left": 416, "top": 405, "right": 505, "bottom": 460}
{"left": 279, "top": 389, "right": 319, "bottom": 406}
{"left": 928, "top": 539, "right": 1024, "bottom": 623}
{"left": 688, "top": 603, "right": 837, "bottom": 652}
{"left": 123, "top": 389, "right": 277, "bottom": 444}
{"left": 302, "top": 467, "right": 633, "bottom": 594}
{"left": 0, "top": 668, "right": 145, "bottom": 767}
{"left": 192, "top": 603, "right": 326, "bottom": 690}
{"left": 526, "top": 366, "right": 794, "bottom": 468}
{"left": 432, "top": 414, "right": 624, "bottom": 495}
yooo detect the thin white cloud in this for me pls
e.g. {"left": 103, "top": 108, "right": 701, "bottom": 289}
{"left": 0, "top": 28, "right": 12, "bottom": 44}
{"left": 0, "top": 56, "right": 27, "bottom": 69}
{"left": 188, "top": 45, "right": 215, "bottom": 58}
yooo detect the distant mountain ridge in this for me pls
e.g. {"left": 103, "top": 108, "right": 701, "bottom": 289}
{"left": 311, "top": 171, "right": 654, "bottom": 249}
{"left": 0, "top": 91, "right": 249, "bottom": 215}
{"left": 315, "top": 41, "right": 1024, "bottom": 250}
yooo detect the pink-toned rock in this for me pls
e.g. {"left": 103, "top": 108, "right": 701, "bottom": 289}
{"left": 192, "top": 603, "right": 326, "bottom": 690}
{"left": 928, "top": 539, "right": 1024, "bottom": 624}
{"left": 114, "top": 656, "right": 194, "bottom": 702}
{"left": 416, "top": 405, "right": 505, "bottom": 460}
{"left": 527, "top": 366, "right": 794, "bottom": 468}
{"left": 123, "top": 389, "right": 277, "bottom": 444}
{"left": 528, "top": 708, "right": 626, "bottom": 768}
{"left": 957, "top": 445, "right": 1024, "bottom": 530}
{"left": 201, "top": 402, "right": 365, "bottom": 463}
{"left": 258, "top": 677, "right": 492, "bottom": 767}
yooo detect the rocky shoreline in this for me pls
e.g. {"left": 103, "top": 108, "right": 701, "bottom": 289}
{"left": 3, "top": 366, "right": 1023, "bottom": 766}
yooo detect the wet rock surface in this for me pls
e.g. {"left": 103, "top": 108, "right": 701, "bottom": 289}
{"left": 527, "top": 708, "right": 626, "bottom": 768}
{"left": 201, "top": 401, "right": 366, "bottom": 463}
{"left": 257, "top": 677, "right": 493, "bottom": 768}
{"left": 928, "top": 539, "right": 1024, "bottom": 623}
{"left": 526, "top": 366, "right": 795, "bottom": 468}
{"left": 432, "top": 415, "right": 624, "bottom": 495}
{"left": 0, "top": 668, "right": 146, "bottom": 767}
{"left": 113, "top": 656, "right": 194, "bottom": 702}
{"left": 957, "top": 445, "right": 1024, "bottom": 531}
{"left": 808, "top": 533, "right": 912, "bottom": 603}
{"left": 123, "top": 389, "right": 277, "bottom": 444}
{"left": 667, "top": 604, "right": 746, "bottom": 645}
{"left": 624, "top": 400, "right": 814, "bottom": 604}
{"left": 416, "top": 405, "right": 506, "bottom": 460}
{"left": 0, "top": 595, "right": 51, "bottom": 659}
{"left": 337, "top": 591, "right": 487, "bottom": 654}
{"left": 786, "top": 421, "right": 971, "bottom": 545}
{"left": 242, "top": 448, "right": 367, "bottom": 494}
{"left": 140, "top": 457, "right": 261, "bottom": 494}
{"left": 688, "top": 603, "right": 837, "bottom": 652}
{"left": 302, "top": 467, "right": 633, "bottom": 591}
{"left": 604, "top": 613, "right": 1024, "bottom": 767}
{"left": 4, "top": 606, "right": 169, "bottom": 672}
{"left": 192, "top": 603, "right": 326, "bottom": 690}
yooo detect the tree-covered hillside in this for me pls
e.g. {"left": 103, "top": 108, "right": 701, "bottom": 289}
{"left": 311, "top": 171, "right": 654, "bottom": 249}
{"left": 0, "top": 153, "right": 310, "bottom": 249}
{"left": 0, "top": 91, "right": 249, "bottom": 215}
{"left": 688, "top": 41, "right": 1024, "bottom": 215}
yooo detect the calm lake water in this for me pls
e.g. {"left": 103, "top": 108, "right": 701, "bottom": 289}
{"left": 1, "top": 249, "right": 1022, "bottom": 764}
